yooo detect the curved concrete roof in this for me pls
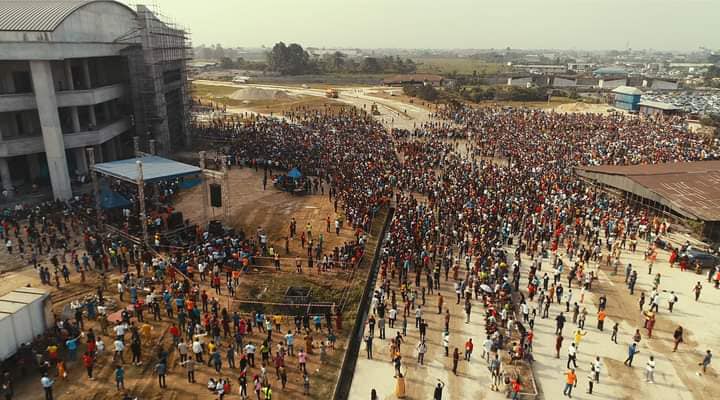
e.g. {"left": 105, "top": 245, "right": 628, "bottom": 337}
{"left": 0, "top": 0, "right": 135, "bottom": 32}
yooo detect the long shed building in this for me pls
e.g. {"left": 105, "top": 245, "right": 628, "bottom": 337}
{"left": 576, "top": 161, "right": 720, "bottom": 240}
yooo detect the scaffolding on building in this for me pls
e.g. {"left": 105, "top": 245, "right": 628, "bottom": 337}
{"left": 113, "top": 2, "right": 193, "bottom": 154}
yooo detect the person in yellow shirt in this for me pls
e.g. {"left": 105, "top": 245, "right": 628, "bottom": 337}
{"left": 140, "top": 323, "right": 152, "bottom": 341}
{"left": 573, "top": 328, "right": 587, "bottom": 349}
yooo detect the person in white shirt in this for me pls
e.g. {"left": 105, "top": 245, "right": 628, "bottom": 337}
{"left": 113, "top": 339, "right": 125, "bottom": 362}
{"left": 192, "top": 339, "right": 204, "bottom": 362}
{"left": 592, "top": 356, "right": 602, "bottom": 383}
{"left": 482, "top": 336, "right": 493, "bottom": 362}
{"left": 645, "top": 356, "right": 656, "bottom": 383}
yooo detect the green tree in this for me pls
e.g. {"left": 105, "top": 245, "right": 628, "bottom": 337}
{"left": 361, "top": 57, "right": 382, "bottom": 73}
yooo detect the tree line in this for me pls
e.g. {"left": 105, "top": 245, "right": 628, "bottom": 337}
{"left": 210, "top": 42, "right": 418, "bottom": 76}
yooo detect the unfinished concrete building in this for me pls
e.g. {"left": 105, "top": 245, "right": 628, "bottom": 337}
{"left": 0, "top": 0, "right": 191, "bottom": 200}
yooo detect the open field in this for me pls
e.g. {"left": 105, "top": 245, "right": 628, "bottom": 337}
{"left": 412, "top": 57, "right": 510, "bottom": 75}
{"left": 193, "top": 82, "right": 344, "bottom": 115}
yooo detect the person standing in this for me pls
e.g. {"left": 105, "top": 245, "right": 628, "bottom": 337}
{"left": 592, "top": 356, "right": 602, "bottom": 383}
{"left": 40, "top": 373, "right": 54, "bottom": 400}
{"left": 154, "top": 361, "right": 167, "bottom": 388}
{"left": 365, "top": 335, "right": 373, "bottom": 359}
{"left": 563, "top": 368, "right": 577, "bottom": 398}
{"left": 82, "top": 352, "right": 94, "bottom": 380}
{"left": 555, "top": 334, "right": 564, "bottom": 358}
{"left": 452, "top": 348, "right": 460, "bottom": 375}
{"left": 416, "top": 340, "right": 427, "bottom": 365}
{"left": 611, "top": 323, "right": 619, "bottom": 344}
{"left": 464, "top": 338, "right": 473, "bottom": 361}
{"left": 596, "top": 309, "right": 606, "bottom": 331}
{"left": 433, "top": 380, "right": 445, "bottom": 400}
{"left": 115, "top": 365, "right": 125, "bottom": 390}
{"left": 673, "top": 326, "right": 684, "bottom": 352}
{"left": 645, "top": 356, "right": 656, "bottom": 383}
{"left": 567, "top": 343, "right": 578, "bottom": 369}
{"left": 181, "top": 358, "right": 196, "bottom": 383}
{"left": 700, "top": 350, "right": 712, "bottom": 373}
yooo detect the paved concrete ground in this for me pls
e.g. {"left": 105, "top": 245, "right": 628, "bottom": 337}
{"left": 527, "top": 232, "right": 718, "bottom": 400}
{"left": 349, "top": 275, "right": 508, "bottom": 400}
{"left": 348, "top": 230, "right": 718, "bottom": 400}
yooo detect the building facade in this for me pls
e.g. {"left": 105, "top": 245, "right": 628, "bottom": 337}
{"left": 0, "top": 1, "right": 191, "bottom": 200}
{"left": 611, "top": 86, "right": 643, "bottom": 112}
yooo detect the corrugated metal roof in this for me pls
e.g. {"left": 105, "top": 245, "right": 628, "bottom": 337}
{"left": 611, "top": 85, "right": 643, "bottom": 95}
{"left": 638, "top": 100, "right": 682, "bottom": 111}
{"left": 577, "top": 161, "right": 720, "bottom": 221}
{"left": 0, "top": 0, "right": 124, "bottom": 32}
{"left": 93, "top": 155, "right": 201, "bottom": 184}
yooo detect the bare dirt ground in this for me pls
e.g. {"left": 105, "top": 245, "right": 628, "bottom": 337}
{"left": 2, "top": 168, "right": 385, "bottom": 400}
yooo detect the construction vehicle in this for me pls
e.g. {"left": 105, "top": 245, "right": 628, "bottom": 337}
{"left": 370, "top": 104, "right": 380, "bottom": 115}
{"left": 325, "top": 88, "right": 338, "bottom": 98}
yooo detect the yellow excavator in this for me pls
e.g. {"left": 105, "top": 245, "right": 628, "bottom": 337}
{"left": 325, "top": 88, "right": 338, "bottom": 98}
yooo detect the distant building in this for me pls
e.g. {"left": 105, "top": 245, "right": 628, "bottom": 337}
{"left": 551, "top": 75, "right": 577, "bottom": 88}
{"left": 507, "top": 76, "right": 533, "bottom": 87}
{"left": 383, "top": 74, "right": 443, "bottom": 87}
{"left": 642, "top": 78, "right": 679, "bottom": 91}
{"left": 567, "top": 62, "right": 596, "bottom": 73}
{"left": 612, "top": 86, "right": 643, "bottom": 111}
{"left": 638, "top": 100, "right": 682, "bottom": 116}
{"left": 593, "top": 67, "right": 628, "bottom": 76}
{"left": 513, "top": 64, "right": 567, "bottom": 74}
{"left": 599, "top": 77, "right": 628, "bottom": 90}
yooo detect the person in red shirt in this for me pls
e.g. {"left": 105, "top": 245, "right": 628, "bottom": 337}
{"left": 464, "top": 338, "right": 474, "bottom": 361}
{"left": 169, "top": 324, "right": 181, "bottom": 345}
{"left": 82, "top": 352, "right": 95, "bottom": 380}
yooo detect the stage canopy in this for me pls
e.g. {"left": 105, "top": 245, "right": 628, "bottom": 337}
{"left": 93, "top": 155, "right": 201, "bottom": 184}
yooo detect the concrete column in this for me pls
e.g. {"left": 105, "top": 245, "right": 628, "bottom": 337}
{"left": 64, "top": 60, "right": 74, "bottom": 91}
{"left": 27, "top": 154, "right": 40, "bottom": 181}
{"left": 105, "top": 138, "right": 118, "bottom": 161}
{"left": 82, "top": 59, "right": 91, "bottom": 89}
{"left": 102, "top": 102, "right": 111, "bottom": 123}
{"left": 71, "top": 106, "right": 81, "bottom": 132}
{"left": 2, "top": 72, "right": 15, "bottom": 94}
{"left": 0, "top": 158, "right": 14, "bottom": 196}
{"left": 93, "top": 145, "right": 103, "bottom": 163}
{"left": 74, "top": 148, "right": 88, "bottom": 174}
{"left": 30, "top": 60, "right": 72, "bottom": 200}
{"left": 88, "top": 105, "right": 97, "bottom": 128}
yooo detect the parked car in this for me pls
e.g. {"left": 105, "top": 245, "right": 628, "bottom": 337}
{"left": 683, "top": 249, "right": 720, "bottom": 269}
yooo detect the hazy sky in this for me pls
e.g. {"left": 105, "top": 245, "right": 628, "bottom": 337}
{"left": 145, "top": 0, "right": 719, "bottom": 51}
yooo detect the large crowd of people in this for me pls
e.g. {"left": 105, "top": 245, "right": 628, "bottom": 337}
{"left": 2, "top": 102, "right": 719, "bottom": 399}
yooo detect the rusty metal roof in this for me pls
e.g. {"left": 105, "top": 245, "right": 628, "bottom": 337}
{"left": 578, "top": 161, "right": 720, "bottom": 221}
{"left": 0, "top": 0, "right": 131, "bottom": 32}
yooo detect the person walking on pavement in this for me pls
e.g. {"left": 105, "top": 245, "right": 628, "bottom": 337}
{"left": 692, "top": 282, "right": 702, "bottom": 301}
{"left": 673, "top": 326, "right": 684, "bottom": 352}
{"left": 563, "top": 368, "right": 577, "bottom": 398}
{"left": 624, "top": 342, "right": 640, "bottom": 367}
{"left": 699, "top": 350, "right": 712, "bottom": 374}
{"left": 567, "top": 343, "right": 578, "bottom": 369}
{"left": 416, "top": 340, "right": 427, "bottom": 365}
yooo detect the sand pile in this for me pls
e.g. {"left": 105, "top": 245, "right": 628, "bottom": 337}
{"left": 229, "top": 88, "right": 291, "bottom": 101}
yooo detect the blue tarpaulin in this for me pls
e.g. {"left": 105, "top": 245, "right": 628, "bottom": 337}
{"left": 287, "top": 168, "right": 302, "bottom": 179}
{"left": 100, "top": 185, "right": 131, "bottom": 209}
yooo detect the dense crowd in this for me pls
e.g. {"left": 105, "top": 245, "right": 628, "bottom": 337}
{"left": 3, "top": 103, "right": 719, "bottom": 399}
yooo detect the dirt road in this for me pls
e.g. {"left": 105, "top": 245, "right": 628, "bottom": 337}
{"left": 193, "top": 80, "right": 432, "bottom": 130}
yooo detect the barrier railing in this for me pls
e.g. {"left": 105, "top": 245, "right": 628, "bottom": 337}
{"left": 332, "top": 207, "right": 394, "bottom": 400}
